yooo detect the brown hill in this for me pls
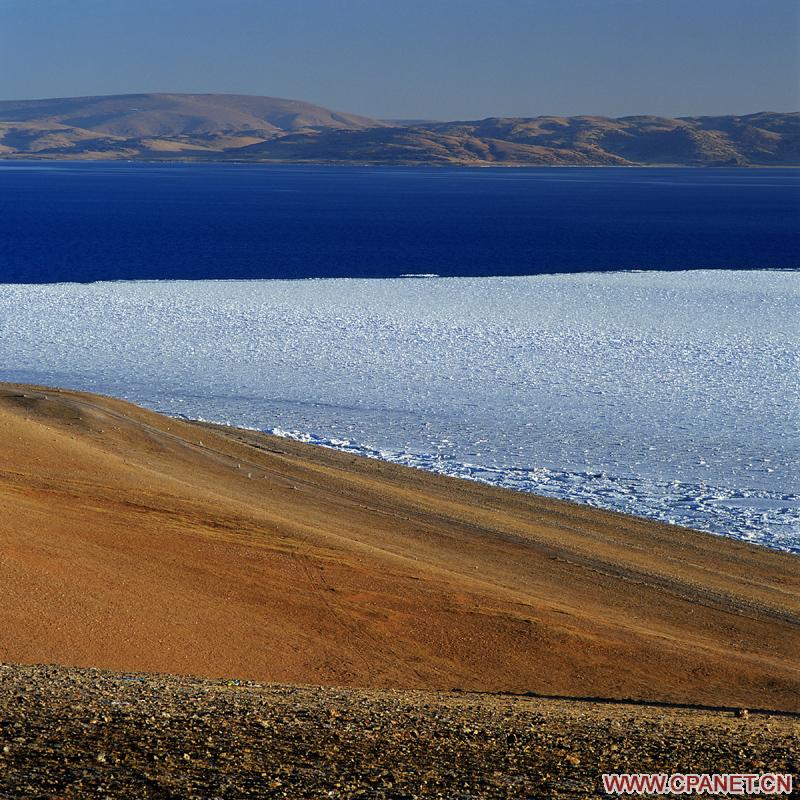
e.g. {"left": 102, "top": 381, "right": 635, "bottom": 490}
{"left": 0, "top": 383, "right": 798, "bottom": 710}
{"left": 0, "top": 93, "right": 795, "bottom": 164}
{"left": 0, "top": 93, "right": 388, "bottom": 157}
{"left": 0, "top": 120, "right": 128, "bottom": 157}
{"left": 232, "top": 124, "right": 630, "bottom": 165}
{"left": 0, "top": 93, "right": 385, "bottom": 136}
{"left": 235, "top": 112, "right": 800, "bottom": 165}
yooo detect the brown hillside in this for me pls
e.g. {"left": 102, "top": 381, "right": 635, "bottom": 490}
{"left": 0, "top": 93, "right": 388, "bottom": 158}
{"left": 222, "top": 111, "right": 800, "bottom": 165}
{"left": 0, "top": 384, "right": 798, "bottom": 710}
{"left": 0, "top": 93, "right": 386, "bottom": 137}
{"left": 0, "top": 94, "right": 796, "bottom": 164}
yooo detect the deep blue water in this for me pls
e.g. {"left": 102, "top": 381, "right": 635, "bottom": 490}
{"left": 0, "top": 162, "right": 798, "bottom": 283}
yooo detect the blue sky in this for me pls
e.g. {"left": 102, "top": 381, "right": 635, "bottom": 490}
{"left": 0, "top": 0, "right": 797, "bottom": 119}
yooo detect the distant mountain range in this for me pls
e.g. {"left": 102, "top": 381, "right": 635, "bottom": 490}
{"left": 0, "top": 93, "right": 797, "bottom": 166}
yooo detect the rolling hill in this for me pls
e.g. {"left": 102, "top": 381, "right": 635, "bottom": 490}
{"left": 235, "top": 112, "right": 800, "bottom": 166}
{"left": 0, "top": 92, "right": 388, "bottom": 158}
{"left": 0, "top": 93, "right": 797, "bottom": 164}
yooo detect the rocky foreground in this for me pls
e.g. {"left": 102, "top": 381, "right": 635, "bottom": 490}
{"left": 0, "top": 663, "right": 797, "bottom": 799}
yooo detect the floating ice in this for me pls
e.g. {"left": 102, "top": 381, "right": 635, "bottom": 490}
{"left": 0, "top": 270, "right": 797, "bottom": 551}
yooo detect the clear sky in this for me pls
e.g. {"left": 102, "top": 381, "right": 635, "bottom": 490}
{"left": 0, "top": 0, "right": 797, "bottom": 119}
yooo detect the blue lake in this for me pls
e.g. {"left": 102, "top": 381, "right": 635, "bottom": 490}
{"left": 0, "top": 162, "right": 798, "bottom": 283}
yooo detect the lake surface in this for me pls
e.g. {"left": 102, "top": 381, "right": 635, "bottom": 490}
{"left": 0, "top": 163, "right": 798, "bottom": 282}
{"left": 0, "top": 164, "right": 798, "bottom": 550}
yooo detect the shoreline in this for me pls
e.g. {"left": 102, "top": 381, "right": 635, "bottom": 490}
{"left": 1, "top": 264, "right": 798, "bottom": 285}
{"left": 2, "top": 270, "right": 796, "bottom": 549}
{"left": 195, "top": 417, "right": 799, "bottom": 555}
{"left": 4, "top": 155, "right": 800, "bottom": 167}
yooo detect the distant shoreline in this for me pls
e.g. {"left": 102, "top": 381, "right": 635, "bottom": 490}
{"left": 3, "top": 155, "right": 800, "bottom": 168}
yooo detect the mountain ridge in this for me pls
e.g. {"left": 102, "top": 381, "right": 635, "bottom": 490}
{"left": 0, "top": 93, "right": 797, "bottom": 165}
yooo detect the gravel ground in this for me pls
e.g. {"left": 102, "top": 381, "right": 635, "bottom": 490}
{"left": 0, "top": 663, "right": 798, "bottom": 799}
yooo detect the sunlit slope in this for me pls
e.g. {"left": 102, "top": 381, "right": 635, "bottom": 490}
{"left": 0, "top": 384, "right": 798, "bottom": 709}
{"left": 0, "top": 92, "right": 387, "bottom": 157}
{"left": 0, "top": 94, "right": 795, "bottom": 163}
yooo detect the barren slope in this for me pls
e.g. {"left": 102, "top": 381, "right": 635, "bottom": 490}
{"left": 235, "top": 112, "right": 799, "bottom": 165}
{"left": 0, "top": 93, "right": 388, "bottom": 158}
{"left": 0, "top": 384, "right": 798, "bottom": 710}
{"left": 0, "top": 94, "right": 795, "bottom": 164}
{"left": 0, "top": 93, "right": 385, "bottom": 137}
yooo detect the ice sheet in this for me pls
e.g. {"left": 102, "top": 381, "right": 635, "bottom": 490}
{"left": 1, "top": 270, "right": 797, "bottom": 551}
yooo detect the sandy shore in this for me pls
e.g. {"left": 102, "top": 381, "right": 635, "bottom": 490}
{"left": 0, "top": 383, "right": 798, "bottom": 712}
{"left": 1, "top": 662, "right": 797, "bottom": 799}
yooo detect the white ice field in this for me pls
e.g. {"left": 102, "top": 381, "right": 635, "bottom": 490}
{"left": 0, "top": 270, "right": 797, "bottom": 552}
